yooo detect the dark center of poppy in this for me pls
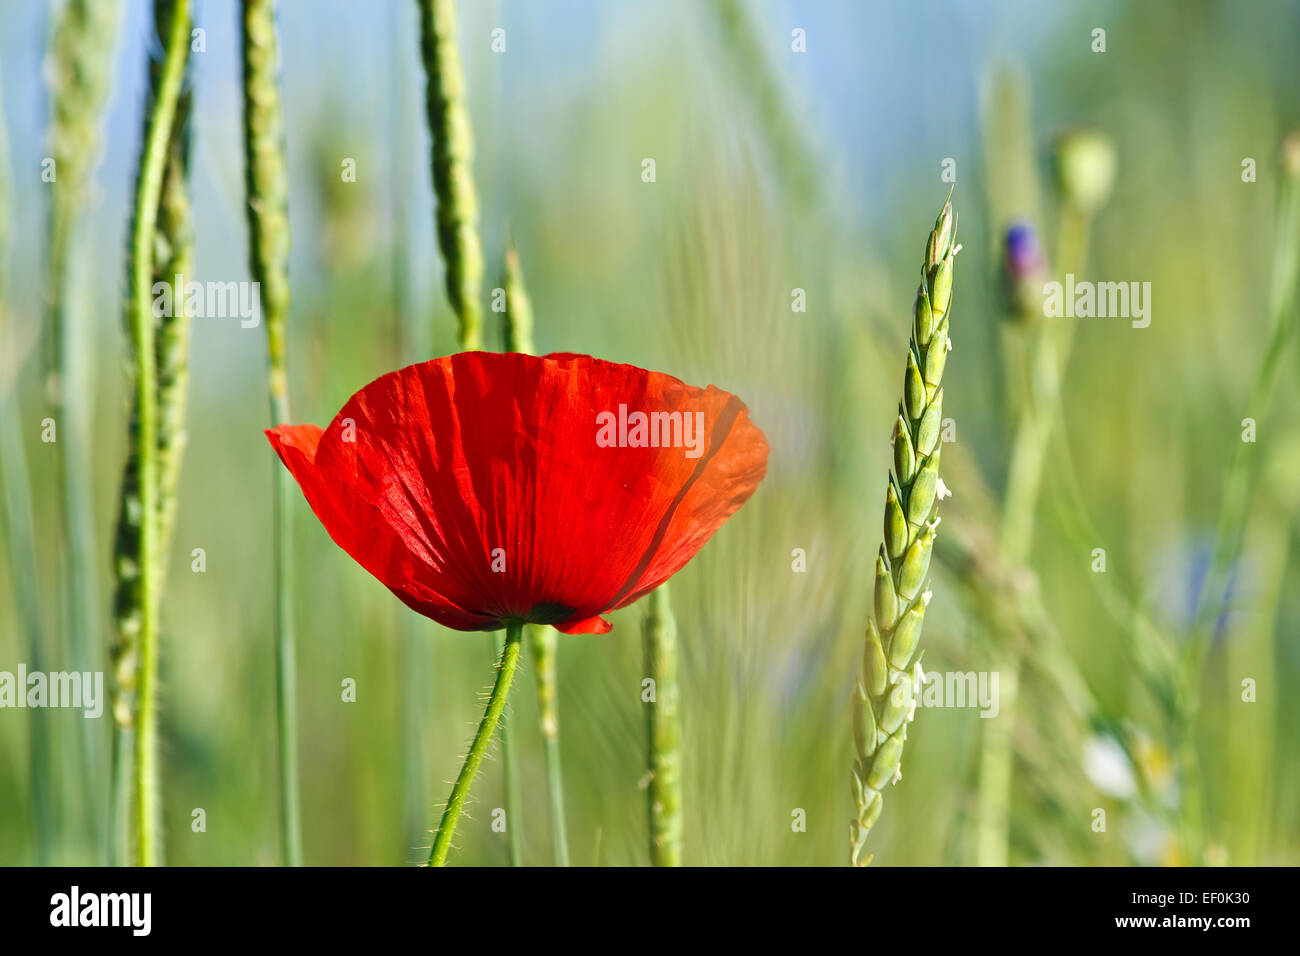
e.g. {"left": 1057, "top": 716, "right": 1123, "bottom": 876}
{"left": 522, "top": 601, "right": 578, "bottom": 626}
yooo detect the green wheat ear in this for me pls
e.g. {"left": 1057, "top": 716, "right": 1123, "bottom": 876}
{"left": 110, "top": 0, "right": 192, "bottom": 868}
{"left": 109, "top": 0, "right": 194, "bottom": 867}
{"left": 850, "top": 197, "right": 959, "bottom": 867}
{"left": 241, "top": 0, "right": 303, "bottom": 868}
{"left": 417, "top": 0, "right": 484, "bottom": 351}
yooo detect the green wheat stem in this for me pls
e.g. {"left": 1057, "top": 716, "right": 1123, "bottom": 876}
{"left": 241, "top": 0, "right": 302, "bottom": 868}
{"left": 429, "top": 621, "right": 524, "bottom": 866}
{"left": 529, "top": 624, "right": 571, "bottom": 866}
{"left": 1175, "top": 134, "right": 1300, "bottom": 860}
{"left": 1188, "top": 144, "right": 1300, "bottom": 642}
{"left": 0, "top": 88, "right": 55, "bottom": 863}
{"left": 501, "top": 234, "right": 534, "bottom": 354}
{"left": 0, "top": 403, "right": 53, "bottom": 863}
{"left": 108, "top": 0, "right": 195, "bottom": 867}
{"left": 975, "top": 207, "right": 1090, "bottom": 867}
{"left": 154, "top": 92, "right": 195, "bottom": 571}
{"left": 113, "top": 0, "right": 191, "bottom": 868}
{"left": 643, "top": 585, "right": 683, "bottom": 866}
{"left": 45, "top": 0, "right": 121, "bottom": 853}
{"left": 851, "top": 197, "right": 958, "bottom": 867}
{"left": 492, "top": 629, "right": 524, "bottom": 866}
{"left": 416, "top": 0, "right": 483, "bottom": 350}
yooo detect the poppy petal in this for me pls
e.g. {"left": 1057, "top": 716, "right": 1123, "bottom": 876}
{"left": 268, "top": 352, "right": 767, "bottom": 633}
{"left": 552, "top": 614, "right": 614, "bottom": 635}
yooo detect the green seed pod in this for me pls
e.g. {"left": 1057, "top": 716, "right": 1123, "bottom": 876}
{"left": 914, "top": 286, "right": 934, "bottom": 346}
{"left": 851, "top": 765, "right": 866, "bottom": 809}
{"left": 864, "top": 617, "right": 889, "bottom": 698}
{"left": 889, "top": 600, "right": 927, "bottom": 669}
{"left": 904, "top": 350, "right": 926, "bottom": 420}
{"left": 916, "top": 389, "right": 943, "bottom": 456}
{"left": 873, "top": 549, "right": 898, "bottom": 630}
{"left": 932, "top": 202, "right": 953, "bottom": 262}
{"left": 1282, "top": 129, "right": 1300, "bottom": 180}
{"left": 853, "top": 679, "right": 877, "bottom": 761}
{"left": 924, "top": 231, "right": 939, "bottom": 272}
{"left": 884, "top": 479, "right": 908, "bottom": 559}
{"left": 859, "top": 790, "right": 883, "bottom": 829}
{"left": 930, "top": 257, "right": 953, "bottom": 318}
{"left": 908, "top": 451, "right": 940, "bottom": 526}
{"left": 925, "top": 321, "right": 948, "bottom": 386}
{"left": 1052, "top": 129, "right": 1116, "bottom": 216}
{"left": 893, "top": 414, "right": 915, "bottom": 484}
{"left": 878, "top": 672, "right": 913, "bottom": 735}
{"left": 897, "top": 523, "right": 936, "bottom": 601}
{"left": 866, "top": 732, "right": 904, "bottom": 790}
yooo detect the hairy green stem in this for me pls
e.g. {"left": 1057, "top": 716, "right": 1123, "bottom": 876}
{"left": 644, "top": 586, "right": 682, "bottom": 866}
{"left": 492, "top": 629, "right": 524, "bottom": 865}
{"left": 430, "top": 621, "right": 523, "bottom": 866}
{"left": 416, "top": 0, "right": 483, "bottom": 350}
{"left": 241, "top": 0, "right": 302, "bottom": 867}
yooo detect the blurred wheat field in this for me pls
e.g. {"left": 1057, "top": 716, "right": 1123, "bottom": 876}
{"left": 1, "top": 0, "right": 1299, "bottom": 866}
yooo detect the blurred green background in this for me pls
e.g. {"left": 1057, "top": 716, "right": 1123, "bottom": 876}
{"left": 2, "top": 0, "right": 1300, "bottom": 865}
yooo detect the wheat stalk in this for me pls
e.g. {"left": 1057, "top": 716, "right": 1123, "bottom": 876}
{"left": 643, "top": 585, "right": 683, "bottom": 866}
{"left": 45, "top": 0, "right": 120, "bottom": 394}
{"left": 416, "top": 0, "right": 483, "bottom": 350}
{"left": 0, "top": 74, "right": 58, "bottom": 865}
{"left": 501, "top": 233, "right": 534, "bottom": 354}
{"left": 240, "top": 0, "right": 303, "bottom": 867}
{"left": 46, "top": 0, "right": 122, "bottom": 853}
{"left": 108, "top": 0, "right": 194, "bottom": 867}
{"left": 1173, "top": 130, "right": 1300, "bottom": 860}
{"left": 108, "top": 0, "right": 191, "bottom": 868}
{"left": 154, "top": 91, "right": 194, "bottom": 563}
{"left": 975, "top": 131, "right": 1113, "bottom": 866}
{"left": 850, "top": 198, "right": 958, "bottom": 867}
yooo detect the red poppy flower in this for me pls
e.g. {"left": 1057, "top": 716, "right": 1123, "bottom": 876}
{"left": 267, "top": 352, "right": 767, "bottom": 634}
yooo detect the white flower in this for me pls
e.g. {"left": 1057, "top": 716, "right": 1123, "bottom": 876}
{"left": 1083, "top": 735, "right": 1137, "bottom": 798}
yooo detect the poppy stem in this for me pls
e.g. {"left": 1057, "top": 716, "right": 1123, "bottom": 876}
{"left": 491, "top": 631, "right": 524, "bottom": 865}
{"left": 430, "top": 621, "right": 524, "bottom": 866}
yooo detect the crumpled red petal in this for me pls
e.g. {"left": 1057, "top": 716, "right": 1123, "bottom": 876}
{"left": 267, "top": 351, "right": 767, "bottom": 634}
